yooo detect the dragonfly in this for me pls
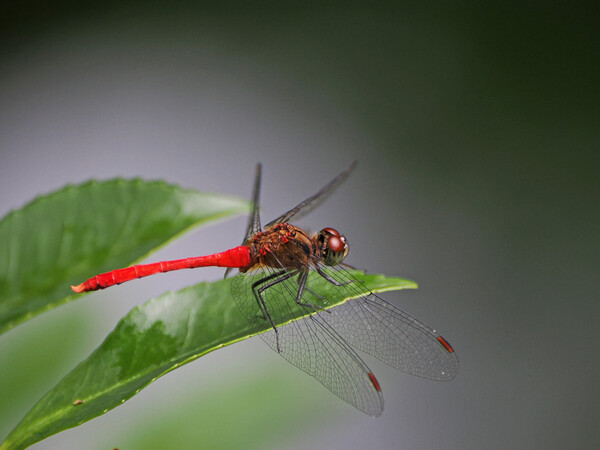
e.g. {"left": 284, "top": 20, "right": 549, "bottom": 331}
{"left": 72, "top": 162, "right": 458, "bottom": 416}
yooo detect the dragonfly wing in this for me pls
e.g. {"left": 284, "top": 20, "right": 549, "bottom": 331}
{"left": 225, "top": 163, "right": 262, "bottom": 278}
{"left": 264, "top": 160, "right": 357, "bottom": 228}
{"left": 231, "top": 266, "right": 384, "bottom": 417}
{"left": 316, "top": 266, "right": 459, "bottom": 381}
{"left": 243, "top": 163, "right": 263, "bottom": 243}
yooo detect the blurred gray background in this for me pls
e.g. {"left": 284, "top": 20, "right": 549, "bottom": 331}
{"left": 1, "top": 2, "right": 597, "bottom": 449}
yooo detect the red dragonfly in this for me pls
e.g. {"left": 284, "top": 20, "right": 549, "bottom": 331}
{"left": 72, "top": 162, "right": 458, "bottom": 416}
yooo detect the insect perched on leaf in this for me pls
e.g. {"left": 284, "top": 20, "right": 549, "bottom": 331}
{"left": 73, "top": 162, "right": 458, "bottom": 416}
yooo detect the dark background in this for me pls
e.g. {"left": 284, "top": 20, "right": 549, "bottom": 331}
{"left": 1, "top": 2, "right": 598, "bottom": 449}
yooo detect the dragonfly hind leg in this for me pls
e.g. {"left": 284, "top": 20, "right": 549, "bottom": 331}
{"left": 252, "top": 269, "right": 297, "bottom": 352}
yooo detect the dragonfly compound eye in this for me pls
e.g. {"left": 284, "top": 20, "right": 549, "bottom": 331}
{"left": 328, "top": 236, "right": 344, "bottom": 253}
{"left": 319, "top": 229, "right": 349, "bottom": 266}
{"left": 322, "top": 227, "right": 340, "bottom": 237}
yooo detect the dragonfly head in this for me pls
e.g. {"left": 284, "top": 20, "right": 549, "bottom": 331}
{"left": 317, "top": 227, "right": 349, "bottom": 266}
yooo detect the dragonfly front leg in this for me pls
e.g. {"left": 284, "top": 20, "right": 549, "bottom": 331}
{"left": 315, "top": 265, "right": 352, "bottom": 287}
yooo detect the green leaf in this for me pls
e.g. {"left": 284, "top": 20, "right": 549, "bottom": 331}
{"left": 119, "top": 366, "right": 337, "bottom": 450}
{"left": 0, "top": 179, "right": 249, "bottom": 335}
{"left": 0, "top": 272, "right": 416, "bottom": 450}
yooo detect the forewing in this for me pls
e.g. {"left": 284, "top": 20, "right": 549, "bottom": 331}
{"left": 243, "top": 163, "right": 263, "bottom": 243}
{"left": 231, "top": 266, "right": 384, "bottom": 416}
{"left": 315, "top": 266, "right": 459, "bottom": 381}
{"left": 225, "top": 163, "right": 262, "bottom": 278}
{"left": 264, "top": 160, "right": 357, "bottom": 228}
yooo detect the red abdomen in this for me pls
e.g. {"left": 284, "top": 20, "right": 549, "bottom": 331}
{"left": 72, "top": 246, "right": 251, "bottom": 292}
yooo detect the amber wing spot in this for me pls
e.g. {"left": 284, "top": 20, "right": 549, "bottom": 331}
{"left": 437, "top": 336, "right": 455, "bottom": 353}
{"left": 368, "top": 372, "right": 382, "bottom": 392}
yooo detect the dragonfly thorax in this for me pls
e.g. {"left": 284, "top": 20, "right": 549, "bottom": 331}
{"left": 244, "top": 224, "right": 315, "bottom": 272}
{"left": 317, "top": 227, "right": 349, "bottom": 266}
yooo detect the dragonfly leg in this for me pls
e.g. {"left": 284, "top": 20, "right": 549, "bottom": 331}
{"left": 252, "top": 270, "right": 297, "bottom": 352}
{"left": 302, "top": 286, "right": 332, "bottom": 314}
{"left": 315, "top": 265, "right": 352, "bottom": 287}
{"left": 304, "top": 286, "right": 325, "bottom": 301}
{"left": 294, "top": 270, "right": 327, "bottom": 313}
{"left": 252, "top": 270, "right": 288, "bottom": 320}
